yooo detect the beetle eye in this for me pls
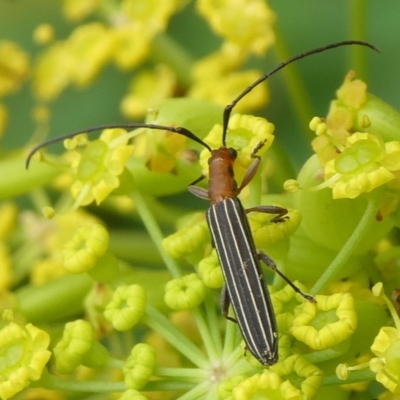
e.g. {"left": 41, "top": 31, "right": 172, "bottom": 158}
{"left": 228, "top": 148, "right": 237, "bottom": 159}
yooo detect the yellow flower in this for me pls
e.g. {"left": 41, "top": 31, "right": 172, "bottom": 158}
{"left": 197, "top": 0, "right": 275, "bottom": 56}
{"left": 68, "top": 129, "right": 134, "bottom": 205}
{"left": 189, "top": 69, "right": 269, "bottom": 113}
{"left": 192, "top": 46, "right": 246, "bottom": 81}
{"left": 0, "top": 40, "right": 30, "bottom": 97}
{"left": 335, "top": 70, "right": 368, "bottom": 110}
{"left": 310, "top": 116, "right": 351, "bottom": 165}
{"left": 132, "top": 125, "right": 190, "bottom": 174}
{"left": 33, "top": 43, "right": 73, "bottom": 100}
{"left": 228, "top": 355, "right": 322, "bottom": 400}
{"left": 22, "top": 209, "right": 103, "bottom": 282}
{"left": 325, "top": 70, "right": 367, "bottom": 140}
{"left": 0, "top": 322, "right": 51, "bottom": 400}
{"left": 62, "top": 224, "right": 109, "bottom": 274}
{"left": 198, "top": 250, "right": 224, "bottom": 289}
{"left": 123, "top": 343, "right": 156, "bottom": 390}
{"left": 164, "top": 273, "right": 206, "bottom": 310}
{"left": 122, "top": 0, "right": 178, "bottom": 36}
{"left": 291, "top": 293, "right": 357, "bottom": 350}
{"left": 33, "top": 24, "right": 55, "bottom": 45}
{"left": 370, "top": 326, "right": 400, "bottom": 394}
{"left": 67, "top": 23, "right": 114, "bottom": 87}
{"left": 62, "top": 0, "right": 101, "bottom": 21}
{"left": 199, "top": 114, "right": 275, "bottom": 180}
{"left": 33, "top": 23, "right": 113, "bottom": 99}
{"left": 311, "top": 71, "right": 369, "bottom": 165}
{"left": 0, "top": 202, "right": 17, "bottom": 240}
{"left": 111, "top": 24, "right": 151, "bottom": 70}
{"left": 271, "top": 282, "right": 310, "bottom": 333}
{"left": 104, "top": 285, "right": 147, "bottom": 331}
{"left": 249, "top": 208, "right": 301, "bottom": 248}
{"left": 53, "top": 319, "right": 93, "bottom": 374}
{"left": 0, "top": 242, "right": 13, "bottom": 290}
{"left": 162, "top": 214, "right": 209, "bottom": 260}
{"left": 323, "top": 132, "right": 400, "bottom": 199}
{"left": 270, "top": 355, "right": 323, "bottom": 399}
{"left": 121, "top": 64, "right": 177, "bottom": 119}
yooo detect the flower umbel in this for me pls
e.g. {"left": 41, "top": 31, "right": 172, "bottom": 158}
{"left": 199, "top": 113, "right": 275, "bottom": 180}
{"left": 164, "top": 273, "right": 206, "bottom": 311}
{"left": 121, "top": 64, "right": 177, "bottom": 119}
{"left": 197, "top": 0, "right": 275, "bottom": 56}
{"left": 225, "top": 355, "right": 322, "bottom": 400}
{"left": 370, "top": 326, "right": 400, "bottom": 394}
{"left": 123, "top": 343, "right": 156, "bottom": 390}
{"left": 67, "top": 129, "right": 134, "bottom": 206}
{"left": 310, "top": 71, "right": 368, "bottom": 165}
{"left": 322, "top": 132, "right": 400, "bottom": 199}
{"left": 291, "top": 293, "right": 357, "bottom": 350}
{"left": 104, "top": 284, "right": 147, "bottom": 331}
{"left": 0, "top": 40, "right": 30, "bottom": 97}
{"left": 0, "top": 321, "right": 51, "bottom": 400}
{"left": 9, "top": 2, "right": 400, "bottom": 399}
{"left": 62, "top": 223, "right": 109, "bottom": 273}
{"left": 53, "top": 319, "right": 109, "bottom": 374}
{"left": 368, "top": 283, "right": 400, "bottom": 394}
{"left": 53, "top": 319, "right": 94, "bottom": 374}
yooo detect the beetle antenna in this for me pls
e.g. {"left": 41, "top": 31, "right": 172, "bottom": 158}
{"left": 221, "top": 40, "right": 379, "bottom": 146}
{"left": 25, "top": 122, "right": 212, "bottom": 169}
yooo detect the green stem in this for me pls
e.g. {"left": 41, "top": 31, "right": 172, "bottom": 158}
{"left": 348, "top": 0, "right": 368, "bottom": 78}
{"left": 39, "top": 372, "right": 125, "bottom": 393}
{"left": 273, "top": 25, "right": 315, "bottom": 144}
{"left": 130, "top": 188, "right": 181, "bottom": 278}
{"left": 222, "top": 317, "right": 243, "bottom": 367}
{"left": 323, "top": 369, "right": 375, "bottom": 386}
{"left": 143, "top": 380, "right": 198, "bottom": 392}
{"left": 303, "top": 344, "right": 349, "bottom": 364}
{"left": 145, "top": 305, "right": 208, "bottom": 368}
{"left": 176, "top": 381, "right": 213, "bottom": 400}
{"left": 0, "top": 154, "right": 59, "bottom": 201}
{"left": 151, "top": 32, "right": 195, "bottom": 88}
{"left": 383, "top": 292, "right": 400, "bottom": 331}
{"left": 191, "top": 307, "right": 219, "bottom": 361}
{"left": 12, "top": 241, "right": 43, "bottom": 285}
{"left": 311, "top": 193, "right": 381, "bottom": 294}
{"left": 107, "top": 357, "right": 124, "bottom": 369}
{"left": 16, "top": 273, "right": 93, "bottom": 323}
{"left": 155, "top": 367, "right": 206, "bottom": 380}
{"left": 109, "top": 229, "right": 162, "bottom": 265}
{"left": 204, "top": 292, "right": 223, "bottom": 355}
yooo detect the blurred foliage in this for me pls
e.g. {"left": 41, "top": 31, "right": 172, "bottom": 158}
{"left": 1, "top": 1, "right": 399, "bottom": 167}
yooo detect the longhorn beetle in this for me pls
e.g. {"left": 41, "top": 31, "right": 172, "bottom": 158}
{"left": 26, "top": 40, "right": 378, "bottom": 366}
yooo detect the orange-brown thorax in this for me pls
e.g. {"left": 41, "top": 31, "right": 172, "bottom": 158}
{"left": 208, "top": 147, "right": 239, "bottom": 204}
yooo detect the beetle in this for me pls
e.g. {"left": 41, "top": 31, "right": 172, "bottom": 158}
{"left": 26, "top": 40, "right": 378, "bottom": 365}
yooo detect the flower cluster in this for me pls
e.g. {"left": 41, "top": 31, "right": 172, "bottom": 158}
{"left": 1, "top": 1, "right": 400, "bottom": 399}
{"left": 0, "top": 40, "right": 29, "bottom": 136}
{"left": 30, "top": 0, "right": 274, "bottom": 123}
{"left": 304, "top": 72, "right": 400, "bottom": 202}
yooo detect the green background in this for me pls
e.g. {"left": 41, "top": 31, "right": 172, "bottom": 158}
{"left": 1, "top": 0, "right": 398, "bottom": 169}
